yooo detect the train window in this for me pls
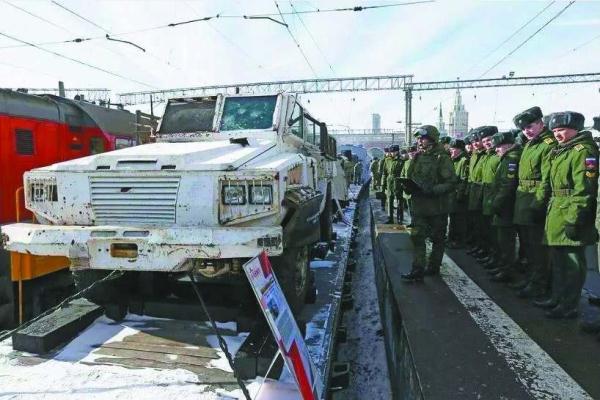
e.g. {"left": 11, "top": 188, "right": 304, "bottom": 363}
{"left": 66, "top": 114, "right": 83, "bottom": 133}
{"left": 115, "top": 138, "right": 133, "bottom": 149}
{"left": 15, "top": 129, "right": 34, "bottom": 155}
{"left": 90, "top": 137, "right": 105, "bottom": 154}
{"left": 70, "top": 143, "right": 83, "bottom": 151}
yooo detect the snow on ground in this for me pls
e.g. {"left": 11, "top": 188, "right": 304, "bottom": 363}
{"left": 0, "top": 314, "right": 298, "bottom": 400}
{"left": 336, "top": 192, "right": 392, "bottom": 399}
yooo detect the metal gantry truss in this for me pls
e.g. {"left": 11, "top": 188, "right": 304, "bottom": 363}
{"left": 117, "top": 75, "right": 415, "bottom": 105}
{"left": 6, "top": 88, "right": 111, "bottom": 102}
{"left": 117, "top": 72, "right": 600, "bottom": 144}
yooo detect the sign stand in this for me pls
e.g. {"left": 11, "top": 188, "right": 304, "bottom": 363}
{"left": 243, "top": 252, "right": 323, "bottom": 400}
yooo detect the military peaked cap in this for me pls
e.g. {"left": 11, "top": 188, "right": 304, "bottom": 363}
{"left": 513, "top": 106, "right": 543, "bottom": 129}
{"left": 477, "top": 126, "right": 498, "bottom": 138}
{"left": 449, "top": 138, "right": 465, "bottom": 149}
{"left": 491, "top": 131, "right": 515, "bottom": 147}
{"left": 548, "top": 111, "right": 585, "bottom": 131}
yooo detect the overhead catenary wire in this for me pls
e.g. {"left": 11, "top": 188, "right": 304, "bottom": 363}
{"left": 274, "top": 0, "right": 319, "bottom": 77}
{"left": 479, "top": 1, "right": 576, "bottom": 78}
{"left": 464, "top": 0, "right": 555, "bottom": 76}
{"left": 0, "top": 30, "right": 156, "bottom": 88}
{"left": 289, "top": 1, "right": 336, "bottom": 75}
{"left": 0, "top": 0, "right": 433, "bottom": 50}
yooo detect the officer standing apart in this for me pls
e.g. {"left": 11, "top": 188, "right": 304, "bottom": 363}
{"left": 401, "top": 126, "right": 456, "bottom": 281}
{"left": 447, "top": 139, "right": 469, "bottom": 249}
{"left": 511, "top": 107, "right": 556, "bottom": 299}
{"left": 538, "top": 112, "right": 599, "bottom": 318}
{"left": 487, "top": 131, "right": 522, "bottom": 282}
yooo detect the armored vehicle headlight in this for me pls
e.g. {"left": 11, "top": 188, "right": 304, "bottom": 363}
{"left": 222, "top": 185, "right": 246, "bottom": 205}
{"left": 249, "top": 185, "right": 273, "bottom": 205}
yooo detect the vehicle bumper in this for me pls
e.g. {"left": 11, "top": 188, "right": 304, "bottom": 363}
{"left": 1, "top": 223, "right": 283, "bottom": 272}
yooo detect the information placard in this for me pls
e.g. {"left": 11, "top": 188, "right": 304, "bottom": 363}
{"left": 243, "top": 252, "right": 323, "bottom": 400}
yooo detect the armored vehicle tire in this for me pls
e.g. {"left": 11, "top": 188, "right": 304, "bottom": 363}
{"left": 73, "top": 269, "right": 128, "bottom": 307}
{"left": 273, "top": 246, "right": 310, "bottom": 314}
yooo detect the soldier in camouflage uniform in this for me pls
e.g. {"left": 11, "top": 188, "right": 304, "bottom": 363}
{"left": 381, "top": 145, "right": 403, "bottom": 224}
{"left": 466, "top": 129, "right": 485, "bottom": 254}
{"left": 509, "top": 107, "right": 557, "bottom": 299}
{"left": 447, "top": 139, "right": 469, "bottom": 248}
{"left": 478, "top": 126, "right": 501, "bottom": 267}
{"left": 537, "top": 112, "right": 599, "bottom": 318}
{"left": 401, "top": 126, "right": 456, "bottom": 281}
{"left": 401, "top": 145, "right": 419, "bottom": 224}
{"left": 370, "top": 157, "right": 381, "bottom": 191}
{"left": 379, "top": 147, "right": 390, "bottom": 209}
{"left": 486, "top": 131, "right": 522, "bottom": 282}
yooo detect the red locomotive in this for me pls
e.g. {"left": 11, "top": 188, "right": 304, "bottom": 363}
{"left": 0, "top": 89, "right": 155, "bottom": 327}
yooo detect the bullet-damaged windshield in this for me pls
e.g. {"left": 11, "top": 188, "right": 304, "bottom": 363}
{"left": 219, "top": 95, "right": 277, "bottom": 131}
{"left": 159, "top": 98, "right": 216, "bottom": 133}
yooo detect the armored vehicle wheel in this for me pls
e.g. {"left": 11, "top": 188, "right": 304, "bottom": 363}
{"left": 273, "top": 246, "right": 310, "bottom": 314}
{"left": 320, "top": 184, "right": 334, "bottom": 243}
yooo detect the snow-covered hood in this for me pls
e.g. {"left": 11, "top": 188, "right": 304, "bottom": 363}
{"left": 39, "top": 138, "right": 277, "bottom": 172}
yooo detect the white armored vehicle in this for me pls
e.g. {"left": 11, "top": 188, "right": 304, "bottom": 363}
{"left": 2, "top": 93, "right": 340, "bottom": 310}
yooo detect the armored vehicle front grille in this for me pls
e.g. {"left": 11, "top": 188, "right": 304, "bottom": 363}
{"left": 90, "top": 176, "right": 180, "bottom": 224}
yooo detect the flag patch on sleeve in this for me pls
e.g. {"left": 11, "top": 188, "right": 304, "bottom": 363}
{"left": 585, "top": 157, "right": 597, "bottom": 170}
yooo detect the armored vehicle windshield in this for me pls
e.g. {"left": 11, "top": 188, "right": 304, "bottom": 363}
{"left": 159, "top": 98, "right": 217, "bottom": 133}
{"left": 219, "top": 95, "right": 277, "bottom": 131}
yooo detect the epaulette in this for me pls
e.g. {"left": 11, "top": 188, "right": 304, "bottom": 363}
{"left": 575, "top": 144, "right": 585, "bottom": 152}
{"left": 544, "top": 137, "right": 554, "bottom": 145}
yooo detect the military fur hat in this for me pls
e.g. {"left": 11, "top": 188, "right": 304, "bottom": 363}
{"left": 413, "top": 125, "right": 440, "bottom": 142}
{"left": 468, "top": 127, "right": 482, "bottom": 142}
{"left": 477, "top": 126, "right": 499, "bottom": 139}
{"left": 463, "top": 136, "right": 472, "bottom": 145}
{"left": 548, "top": 111, "right": 585, "bottom": 131}
{"left": 491, "top": 131, "right": 515, "bottom": 147}
{"left": 389, "top": 144, "right": 400, "bottom": 152}
{"left": 513, "top": 106, "right": 543, "bottom": 129}
{"left": 449, "top": 138, "right": 465, "bottom": 149}
{"left": 592, "top": 116, "right": 600, "bottom": 131}
{"left": 440, "top": 136, "right": 452, "bottom": 145}
{"left": 409, "top": 145, "right": 418, "bottom": 152}
{"left": 383, "top": 146, "right": 390, "bottom": 152}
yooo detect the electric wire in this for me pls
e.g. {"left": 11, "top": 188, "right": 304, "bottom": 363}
{"left": 464, "top": 0, "right": 555, "bottom": 76}
{"left": 289, "top": 1, "right": 336, "bottom": 74}
{"left": 0, "top": 30, "right": 156, "bottom": 88}
{"left": 0, "top": 0, "right": 433, "bottom": 49}
{"left": 274, "top": 0, "right": 319, "bottom": 77}
{"left": 479, "top": 1, "right": 576, "bottom": 78}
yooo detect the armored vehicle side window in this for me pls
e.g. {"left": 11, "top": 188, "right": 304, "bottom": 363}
{"left": 220, "top": 96, "right": 276, "bottom": 131}
{"left": 304, "top": 117, "right": 316, "bottom": 145}
{"left": 288, "top": 102, "right": 303, "bottom": 139}
{"left": 159, "top": 99, "right": 216, "bottom": 133}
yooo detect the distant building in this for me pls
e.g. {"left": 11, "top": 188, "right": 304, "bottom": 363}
{"left": 372, "top": 113, "right": 381, "bottom": 133}
{"left": 448, "top": 90, "right": 468, "bottom": 138}
{"left": 437, "top": 103, "right": 447, "bottom": 136}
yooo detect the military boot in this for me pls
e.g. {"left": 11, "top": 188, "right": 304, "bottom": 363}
{"left": 401, "top": 267, "right": 424, "bottom": 283}
{"left": 423, "top": 265, "right": 440, "bottom": 276}
{"left": 508, "top": 278, "right": 529, "bottom": 290}
{"left": 490, "top": 270, "right": 513, "bottom": 283}
{"left": 580, "top": 318, "right": 600, "bottom": 334}
{"left": 545, "top": 305, "right": 578, "bottom": 319}
{"left": 533, "top": 297, "right": 558, "bottom": 309}
{"left": 517, "top": 283, "right": 544, "bottom": 299}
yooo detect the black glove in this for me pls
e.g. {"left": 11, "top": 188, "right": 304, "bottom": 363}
{"left": 565, "top": 224, "right": 580, "bottom": 241}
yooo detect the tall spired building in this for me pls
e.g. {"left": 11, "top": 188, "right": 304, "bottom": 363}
{"left": 448, "top": 90, "right": 469, "bottom": 138}
{"left": 437, "top": 103, "right": 447, "bottom": 136}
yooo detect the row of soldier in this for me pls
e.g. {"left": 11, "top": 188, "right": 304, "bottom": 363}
{"left": 370, "top": 107, "right": 600, "bottom": 325}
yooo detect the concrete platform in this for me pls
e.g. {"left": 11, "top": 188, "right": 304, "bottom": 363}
{"left": 370, "top": 196, "right": 593, "bottom": 400}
